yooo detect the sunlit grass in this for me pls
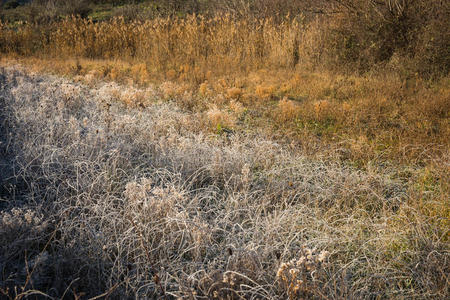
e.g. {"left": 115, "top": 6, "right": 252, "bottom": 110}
{"left": 0, "top": 9, "right": 448, "bottom": 299}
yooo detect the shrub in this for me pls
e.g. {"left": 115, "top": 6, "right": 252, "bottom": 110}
{"left": 2, "top": 0, "right": 21, "bottom": 10}
{"left": 23, "top": 0, "right": 92, "bottom": 24}
{"left": 316, "top": 0, "right": 450, "bottom": 76}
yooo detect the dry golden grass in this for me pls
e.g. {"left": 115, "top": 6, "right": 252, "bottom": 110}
{"left": 2, "top": 52, "right": 448, "bottom": 165}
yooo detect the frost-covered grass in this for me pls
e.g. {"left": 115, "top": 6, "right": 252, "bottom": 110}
{"left": 0, "top": 67, "right": 448, "bottom": 299}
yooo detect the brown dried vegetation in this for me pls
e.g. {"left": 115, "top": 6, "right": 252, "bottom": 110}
{"left": 0, "top": 1, "right": 448, "bottom": 298}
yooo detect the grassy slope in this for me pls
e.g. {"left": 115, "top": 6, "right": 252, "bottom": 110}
{"left": 1, "top": 1, "right": 171, "bottom": 23}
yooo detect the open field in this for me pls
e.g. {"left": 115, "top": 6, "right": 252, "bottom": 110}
{"left": 1, "top": 8, "right": 449, "bottom": 165}
{"left": 0, "top": 65, "right": 448, "bottom": 299}
{"left": 0, "top": 1, "right": 449, "bottom": 299}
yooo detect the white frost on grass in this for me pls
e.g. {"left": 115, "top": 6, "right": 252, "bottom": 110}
{"left": 0, "top": 66, "right": 445, "bottom": 299}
